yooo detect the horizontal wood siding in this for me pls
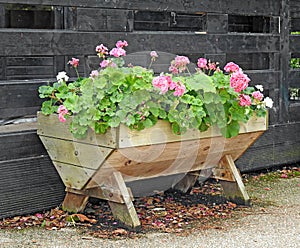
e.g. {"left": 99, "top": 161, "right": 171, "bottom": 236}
{"left": 0, "top": 156, "right": 65, "bottom": 218}
{"left": 0, "top": 0, "right": 299, "bottom": 218}
{"left": 0, "top": 0, "right": 281, "bottom": 15}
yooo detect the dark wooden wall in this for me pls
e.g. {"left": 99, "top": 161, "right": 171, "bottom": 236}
{"left": 0, "top": 0, "right": 300, "bottom": 218}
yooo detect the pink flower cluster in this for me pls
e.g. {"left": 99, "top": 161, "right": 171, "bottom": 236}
{"left": 68, "top": 58, "right": 79, "bottom": 68}
{"left": 109, "top": 47, "right": 126, "bottom": 57}
{"left": 96, "top": 44, "right": 109, "bottom": 58}
{"left": 169, "top": 56, "right": 190, "bottom": 74}
{"left": 229, "top": 70, "right": 250, "bottom": 93}
{"left": 252, "top": 91, "right": 264, "bottom": 101}
{"left": 109, "top": 40, "right": 128, "bottom": 58}
{"left": 100, "top": 60, "right": 116, "bottom": 68}
{"left": 152, "top": 75, "right": 186, "bottom": 96}
{"left": 197, "top": 58, "right": 208, "bottom": 69}
{"left": 239, "top": 94, "right": 251, "bottom": 106}
{"left": 57, "top": 105, "right": 68, "bottom": 122}
{"left": 224, "top": 62, "right": 240, "bottom": 73}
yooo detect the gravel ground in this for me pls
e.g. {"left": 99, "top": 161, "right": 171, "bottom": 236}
{"left": 0, "top": 177, "right": 299, "bottom": 248}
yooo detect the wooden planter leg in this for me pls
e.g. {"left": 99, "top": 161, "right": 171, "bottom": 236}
{"left": 213, "top": 155, "right": 250, "bottom": 205}
{"left": 62, "top": 189, "right": 89, "bottom": 213}
{"left": 107, "top": 172, "right": 141, "bottom": 228}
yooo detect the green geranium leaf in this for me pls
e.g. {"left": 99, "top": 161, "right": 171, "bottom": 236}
{"left": 108, "top": 116, "right": 121, "bottom": 127}
{"left": 220, "top": 120, "right": 240, "bottom": 138}
{"left": 186, "top": 73, "right": 216, "bottom": 93}
{"left": 41, "top": 100, "right": 57, "bottom": 115}
{"left": 94, "top": 122, "right": 109, "bottom": 134}
{"left": 142, "top": 118, "right": 153, "bottom": 128}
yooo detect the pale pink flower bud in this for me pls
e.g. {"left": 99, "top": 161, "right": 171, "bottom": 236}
{"left": 150, "top": 51, "right": 158, "bottom": 58}
{"left": 90, "top": 70, "right": 99, "bottom": 78}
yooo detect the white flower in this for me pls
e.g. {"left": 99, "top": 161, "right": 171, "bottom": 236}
{"left": 255, "top": 84, "right": 264, "bottom": 92}
{"left": 56, "top": 71, "right": 69, "bottom": 82}
{"left": 263, "top": 97, "right": 273, "bottom": 108}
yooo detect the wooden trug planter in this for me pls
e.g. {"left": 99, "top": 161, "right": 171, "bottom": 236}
{"left": 37, "top": 112, "right": 267, "bottom": 227}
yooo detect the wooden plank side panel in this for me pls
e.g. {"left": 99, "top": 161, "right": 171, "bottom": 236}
{"left": 118, "top": 116, "right": 267, "bottom": 148}
{"left": 37, "top": 113, "right": 118, "bottom": 148}
{"left": 0, "top": 0, "right": 281, "bottom": 15}
{"left": 0, "top": 31, "right": 280, "bottom": 56}
{"left": 39, "top": 136, "right": 113, "bottom": 170}
{"left": 53, "top": 161, "right": 95, "bottom": 190}
{"left": 88, "top": 131, "right": 263, "bottom": 187}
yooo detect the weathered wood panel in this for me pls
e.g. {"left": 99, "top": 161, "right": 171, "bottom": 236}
{"left": 0, "top": 0, "right": 281, "bottom": 15}
{"left": 0, "top": 156, "right": 65, "bottom": 218}
{"left": 0, "top": 80, "right": 46, "bottom": 120}
{"left": 290, "top": 35, "right": 300, "bottom": 52}
{"left": 0, "top": 130, "right": 46, "bottom": 161}
{"left": 76, "top": 8, "right": 133, "bottom": 32}
{"left": 0, "top": 31, "right": 280, "bottom": 56}
{"left": 289, "top": 70, "right": 300, "bottom": 87}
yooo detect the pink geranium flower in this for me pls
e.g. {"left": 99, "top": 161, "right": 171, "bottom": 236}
{"left": 252, "top": 91, "right": 264, "bottom": 101}
{"left": 230, "top": 71, "right": 250, "bottom": 92}
{"left": 58, "top": 113, "right": 66, "bottom": 122}
{"left": 150, "top": 51, "right": 158, "bottom": 58}
{"left": 152, "top": 75, "right": 172, "bottom": 94}
{"left": 58, "top": 105, "right": 68, "bottom": 115}
{"left": 116, "top": 40, "right": 128, "bottom": 48}
{"left": 239, "top": 94, "right": 252, "bottom": 106}
{"left": 174, "top": 56, "right": 190, "bottom": 68}
{"left": 90, "top": 70, "right": 99, "bottom": 78}
{"left": 96, "top": 44, "right": 109, "bottom": 58}
{"left": 174, "top": 83, "right": 186, "bottom": 96}
{"left": 197, "top": 58, "right": 208, "bottom": 69}
{"left": 224, "top": 62, "right": 240, "bottom": 73}
{"left": 68, "top": 57, "right": 79, "bottom": 68}
{"left": 169, "top": 65, "right": 179, "bottom": 74}
{"left": 57, "top": 105, "right": 68, "bottom": 122}
{"left": 110, "top": 47, "right": 126, "bottom": 57}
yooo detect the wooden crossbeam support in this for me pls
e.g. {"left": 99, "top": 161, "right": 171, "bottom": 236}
{"left": 213, "top": 155, "right": 250, "bottom": 205}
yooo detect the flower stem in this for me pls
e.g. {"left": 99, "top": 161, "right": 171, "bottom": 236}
{"left": 75, "top": 67, "right": 80, "bottom": 80}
